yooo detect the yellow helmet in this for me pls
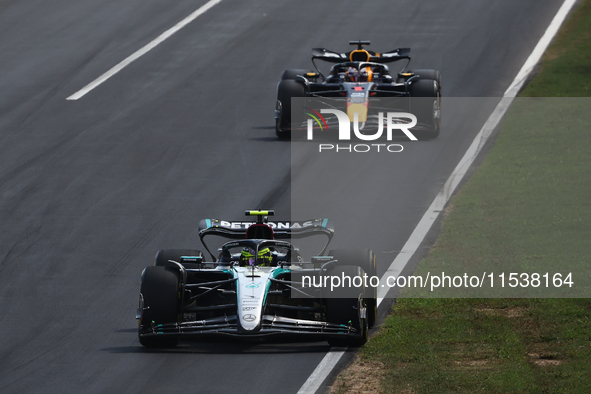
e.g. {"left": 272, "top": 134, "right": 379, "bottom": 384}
{"left": 240, "top": 247, "right": 272, "bottom": 266}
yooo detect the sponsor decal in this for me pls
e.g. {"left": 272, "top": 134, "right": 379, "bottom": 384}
{"left": 243, "top": 314, "right": 256, "bottom": 322}
{"left": 215, "top": 220, "right": 322, "bottom": 229}
{"left": 245, "top": 282, "right": 261, "bottom": 289}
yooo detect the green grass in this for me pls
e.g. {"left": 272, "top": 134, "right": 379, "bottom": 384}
{"left": 360, "top": 298, "right": 591, "bottom": 393}
{"left": 409, "top": 97, "right": 591, "bottom": 298}
{"left": 521, "top": 0, "right": 591, "bottom": 97}
{"left": 331, "top": 1, "right": 591, "bottom": 392}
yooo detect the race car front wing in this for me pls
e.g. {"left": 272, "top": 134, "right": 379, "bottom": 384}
{"left": 139, "top": 314, "right": 361, "bottom": 339}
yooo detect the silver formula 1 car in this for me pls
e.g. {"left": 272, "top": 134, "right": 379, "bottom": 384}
{"left": 137, "top": 210, "right": 377, "bottom": 348}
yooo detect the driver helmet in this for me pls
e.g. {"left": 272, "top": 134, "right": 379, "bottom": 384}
{"left": 359, "top": 67, "right": 373, "bottom": 82}
{"left": 346, "top": 67, "right": 359, "bottom": 82}
{"left": 240, "top": 247, "right": 273, "bottom": 266}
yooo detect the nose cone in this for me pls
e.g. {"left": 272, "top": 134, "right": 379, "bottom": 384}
{"left": 347, "top": 102, "right": 368, "bottom": 122}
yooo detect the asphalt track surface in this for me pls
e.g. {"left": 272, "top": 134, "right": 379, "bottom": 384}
{"left": 0, "top": 0, "right": 565, "bottom": 393}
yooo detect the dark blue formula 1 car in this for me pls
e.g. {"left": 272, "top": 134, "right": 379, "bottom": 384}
{"left": 275, "top": 41, "right": 441, "bottom": 140}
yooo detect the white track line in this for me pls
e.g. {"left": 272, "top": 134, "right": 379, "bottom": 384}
{"left": 296, "top": 348, "right": 347, "bottom": 394}
{"left": 504, "top": 0, "right": 578, "bottom": 98}
{"left": 297, "top": 0, "right": 578, "bottom": 392}
{"left": 66, "top": 0, "right": 222, "bottom": 100}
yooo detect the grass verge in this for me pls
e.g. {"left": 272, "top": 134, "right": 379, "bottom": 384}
{"left": 331, "top": 1, "right": 591, "bottom": 392}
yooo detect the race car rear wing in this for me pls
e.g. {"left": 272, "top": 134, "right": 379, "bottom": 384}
{"left": 198, "top": 215, "right": 335, "bottom": 260}
{"left": 198, "top": 218, "right": 335, "bottom": 240}
{"left": 311, "top": 47, "right": 411, "bottom": 64}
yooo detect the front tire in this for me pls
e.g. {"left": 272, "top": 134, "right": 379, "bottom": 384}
{"left": 325, "top": 265, "right": 369, "bottom": 347}
{"left": 407, "top": 70, "right": 441, "bottom": 139}
{"left": 138, "top": 266, "right": 180, "bottom": 348}
{"left": 328, "top": 249, "right": 377, "bottom": 328}
{"left": 406, "top": 69, "right": 441, "bottom": 87}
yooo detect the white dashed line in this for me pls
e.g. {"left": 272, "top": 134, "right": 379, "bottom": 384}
{"left": 66, "top": 0, "right": 222, "bottom": 100}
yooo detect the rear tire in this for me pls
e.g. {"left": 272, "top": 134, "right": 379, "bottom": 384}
{"left": 281, "top": 69, "right": 314, "bottom": 80}
{"left": 155, "top": 249, "right": 204, "bottom": 270}
{"left": 276, "top": 79, "right": 305, "bottom": 139}
{"left": 138, "top": 266, "right": 180, "bottom": 348}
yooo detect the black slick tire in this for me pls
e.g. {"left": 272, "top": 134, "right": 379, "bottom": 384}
{"left": 328, "top": 249, "right": 377, "bottom": 328}
{"left": 276, "top": 79, "right": 305, "bottom": 139}
{"left": 281, "top": 69, "right": 314, "bottom": 80}
{"left": 408, "top": 77, "right": 441, "bottom": 139}
{"left": 324, "top": 265, "right": 368, "bottom": 347}
{"left": 155, "top": 249, "right": 204, "bottom": 270}
{"left": 138, "top": 266, "right": 180, "bottom": 348}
